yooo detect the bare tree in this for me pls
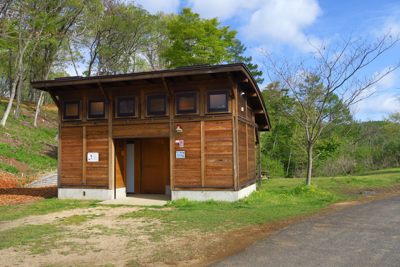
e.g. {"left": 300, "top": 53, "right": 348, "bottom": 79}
{"left": 261, "top": 33, "right": 400, "bottom": 185}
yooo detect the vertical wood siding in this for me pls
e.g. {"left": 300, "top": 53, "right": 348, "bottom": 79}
{"left": 204, "top": 120, "right": 234, "bottom": 187}
{"left": 247, "top": 126, "right": 256, "bottom": 181}
{"left": 60, "top": 127, "right": 83, "bottom": 185}
{"left": 238, "top": 122, "right": 248, "bottom": 185}
{"left": 86, "top": 126, "right": 109, "bottom": 185}
{"left": 174, "top": 122, "right": 202, "bottom": 186}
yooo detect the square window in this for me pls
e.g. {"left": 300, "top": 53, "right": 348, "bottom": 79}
{"left": 207, "top": 91, "right": 229, "bottom": 112}
{"left": 88, "top": 99, "right": 106, "bottom": 118}
{"left": 63, "top": 100, "right": 80, "bottom": 120}
{"left": 147, "top": 95, "right": 167, "bottom": 116}
{"left": 117, "top": 97, "right": 136, "bottom": 117}
{"left": 176, "top": 93, "right": 197, "bottom": 114}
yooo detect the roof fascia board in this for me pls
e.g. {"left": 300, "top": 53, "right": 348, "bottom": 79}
{"left": 31, "top": 65, "right": 243, "bottom": 89}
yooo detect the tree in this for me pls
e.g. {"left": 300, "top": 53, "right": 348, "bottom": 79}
{"left": 76, "top": 1, "right": 154, "bottom": 76}
{"left": 261, "top": 33, "right": 400, "bottom": 185}
{"left": 0, "top": 0, "right": 71, "bottom": 127}
{"left": 227, "top": 39, "right": 264, "bottom": 84}
{"left": 161, "top": 8, "right": 237, "bottom": 68}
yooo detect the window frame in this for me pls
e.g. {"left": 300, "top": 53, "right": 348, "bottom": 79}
{"left": 206, "top": 90, "right": 230, "bottom": 113}
{"left": 176, "top": 92, "right": 198, "bottom": 115}
{"left": 146, "top": 94, "right": 167, "bottom": 116}
{"left": 116, "top": 96, "right": 137, "bottom": 118}
{"left": 63, "top": 100, "right": 81, "bottom": 120}
{"left": 87, "top": 98, "right": 106, "bottom": 119}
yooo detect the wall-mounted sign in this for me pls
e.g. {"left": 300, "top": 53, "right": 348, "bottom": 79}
{"left": 87, "top": 152, "right": 99, "bottom": 162}
{"left": 179, "top": 140, "right": 184, "bottom": 147}
{"left": 176, "top": 151, "right": 185, "bottom": 159}
{"left": 175, "top": 140, "right": 180, "bottom": 143}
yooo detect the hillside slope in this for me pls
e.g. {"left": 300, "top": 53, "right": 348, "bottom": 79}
{"left": 0, "top": 98, "right": 58, "bottom": 179}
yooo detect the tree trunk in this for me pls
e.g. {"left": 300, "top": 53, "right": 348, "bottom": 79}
{"left": 33, "top": 91, "right": 44, "bottom": 128}
{"left": 1, "top": 79, "right": 18, "bottom": 126}
{"left": 13, "top": 72, "right": 24, "bottom": 121}
{"left": 306, "top": 144, "right": 313, "bottom": 186}
{"left": 286, "top": 148, "right": 292, "bottom": 177}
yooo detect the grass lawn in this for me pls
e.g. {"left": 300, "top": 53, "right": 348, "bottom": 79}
{"left": 0, "top": 168, "right": 399, "bottom": 266}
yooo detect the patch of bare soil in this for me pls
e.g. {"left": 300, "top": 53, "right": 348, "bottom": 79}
{"left": 1, "top": 187, "right": 400, "bottom": 267}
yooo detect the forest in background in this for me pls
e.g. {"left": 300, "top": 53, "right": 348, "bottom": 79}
{"left": 0, "top": 0, "right": 399, "bottom": 180}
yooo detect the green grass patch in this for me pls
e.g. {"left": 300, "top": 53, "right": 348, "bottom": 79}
{"left": 0, "top": 99, "right": 58, "bottom": 174}
{"left": 0, "top": 199, "right": 100, "bottom": 222}
{"left": 0, "top": 224, "right": 65, "bottom": 253}
{"left": 118, "top": 168, "right": 400, "bottom": 241}
{"left": 58, "top": 213, "right": 104, "bottom": 225}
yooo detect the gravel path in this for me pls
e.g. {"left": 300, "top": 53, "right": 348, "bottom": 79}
{"left": 26, "top": 173, "right": 57, "bottom": 187}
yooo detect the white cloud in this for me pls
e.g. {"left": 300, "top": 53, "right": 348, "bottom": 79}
{"left": 188, "top": 0, "right": 260, "bottom": 20}
{"left": 374, "top": 70, "right": 398, "bottom": 90}
{"left": 133, "top": 0, "right": 180, "bottom": 14}
{"left": 240, "top": 0, "right": 322, "bottom": 52}
{"left": 374, "top": 14, "right": 400, "bottom": 38}
{"left": 353, "top": 93, "right": 399, "bottom": 120}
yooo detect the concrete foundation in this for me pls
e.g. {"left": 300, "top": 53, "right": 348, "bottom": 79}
{"left": 171, "top": 183, "right": 256, "bottom": 202}
{"left": 58, "top": 187, "right": 127, "bottom": 200}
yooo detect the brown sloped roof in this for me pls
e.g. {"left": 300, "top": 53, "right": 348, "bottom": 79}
{"left": 30, "top": 63, "right": 270, "bottom": 130}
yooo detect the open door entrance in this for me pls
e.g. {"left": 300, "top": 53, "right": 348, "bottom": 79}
{"left": 115, "top": 138, "right": 169, "bottom": 196}
{"left": 126, "top": 143, "right": 135, "bottom": 193}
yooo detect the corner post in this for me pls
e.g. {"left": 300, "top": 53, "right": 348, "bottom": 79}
{"left": 256, "top": 128, "right": 262, "bottom": 190}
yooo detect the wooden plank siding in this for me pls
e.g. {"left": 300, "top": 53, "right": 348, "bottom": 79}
{"left": 204, "top": 120, "right": 234, "bottom": 187}
{"left": 60, "top": 126, "right": 83, "bottom": 185}
{"left": 86, "top": 126, "right": 109, "bottom": 185}
{"left": 238, "top": 121, "right": 248, "bottom": 185}
{"left": 174, "top": 122, "right": 202, "bottom": 186}
{"left": 247, "top": 125, "right": 256, "bottom": 182}
{"left": 112, "top": 123, "right": 170, "bottom": 138}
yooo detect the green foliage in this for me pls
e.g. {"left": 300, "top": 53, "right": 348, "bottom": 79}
{"left": 161, "top": 8, "right": 237, "bottom": 68}
{"left": 227, "top": 39, "right": 264, "bottom": 84}
{"left": 5, "top": 165, "right": 19, "bottom": 174}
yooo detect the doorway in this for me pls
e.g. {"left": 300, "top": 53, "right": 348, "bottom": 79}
{"left": 115, "top": 138, "right": 169, "bottom": 196}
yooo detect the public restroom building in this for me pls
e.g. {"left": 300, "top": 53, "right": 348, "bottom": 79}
{"left": 30, "top": 63, "right": 271, "bottom": 202}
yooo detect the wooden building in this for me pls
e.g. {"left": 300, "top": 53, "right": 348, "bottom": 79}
{"left": 31, "top": 64, "right": 271, "bottom": 201}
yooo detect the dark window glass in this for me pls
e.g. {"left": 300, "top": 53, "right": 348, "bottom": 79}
{"left": 147, "top": 95, "right": 166, "bottom": 116}
{"left": 63, "top": 101, "right": 80, "bottom": 120}
{"left": 177, "top": 93, "right": 197, "bottom": 114}
{"left": 117, "top": 97, "right": 135, "bottom": 117}
{"left": 207, "top": 91, "right": 229, "bottom": 112}
{"left": 88, "top": 99, "right": 105, "bottom": 118}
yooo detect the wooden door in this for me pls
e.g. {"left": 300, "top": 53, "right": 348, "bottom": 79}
{"left": 115, "top": 139, "right": 126, "bottom": 189}
{"left": 141, "top": 139, "right": 168, "bottom": 194}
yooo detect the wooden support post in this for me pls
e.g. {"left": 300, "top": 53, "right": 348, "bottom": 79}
{"left": 162, "top": 77, "right": 173, "bottom": 100}
{"left": 46, "top": 88, "right": 60, "bottom": 108}
{"left": 82, "top": 126, "right": 86, "bottom": 185}
{"left": 246, "top": 124, "right": 249, "bottom": 182}
{"left": 256, "top": 128, "right": 261, "bottom": 190}
{"left": 170, "top": 118, "right": 175, "bottom": 191}
{"left": 57, "top": 107, "right": 61, "bottom": 188}
{"left": 201, "top": 120, "right": 205, "bottom": 187}
{"left": 108, "top": 91, "right": 114, "bottom": 192}
{"left": 98, "top": 83, "right": 111, "bottom": 105}
{"left": 231, "top": 77, "right": 239, "bottom": 191}
{"left": 227, "top": 72, "right": 235, "bottom": 99}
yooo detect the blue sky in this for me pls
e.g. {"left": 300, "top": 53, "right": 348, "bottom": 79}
{"left": 70, "top": 0, "right": 400, "bottom": 121}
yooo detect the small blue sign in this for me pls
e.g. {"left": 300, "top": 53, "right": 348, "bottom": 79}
{"left": 176, "top": 151, "right": 185, "bottom": 159}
